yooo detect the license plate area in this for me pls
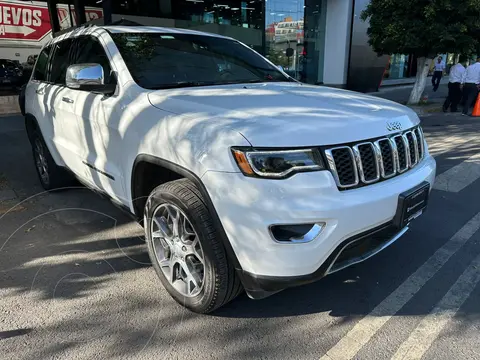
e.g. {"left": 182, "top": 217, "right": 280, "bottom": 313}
{"left": 394, "top": 181, "right": 430, "bottom": 229}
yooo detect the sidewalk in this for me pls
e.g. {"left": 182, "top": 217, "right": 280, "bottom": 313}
{"left": 373, "top": 77, "right": 449, "bottom": 104}
{"left": 370, "top": 79, "right": 450, "bottom": 116}
{"left": 381, "top": 78, "right": 417, "bottom": 87}
{"left": 380, "top": 75, "right": 449, "bottom": 88}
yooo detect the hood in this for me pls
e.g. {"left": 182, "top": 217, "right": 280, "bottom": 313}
{"left": 147, "top": 82, "right": 419, "bottom": 147}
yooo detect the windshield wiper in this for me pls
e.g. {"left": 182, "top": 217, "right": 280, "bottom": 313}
{"left": 220, "top": 78, "right": 290, "bottom": 85}
{"left": 150, "top": 81, "right": 217, "bottom": 90}
{"left": 150, "top": 78, "right": 293, "bottom": 90}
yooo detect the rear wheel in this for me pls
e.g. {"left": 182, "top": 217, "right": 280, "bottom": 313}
{"left": 144, "top": 178, "right": 242, "bottom": 313}
{"left": 31, "top": 131, "right": 73, "bottom": 190}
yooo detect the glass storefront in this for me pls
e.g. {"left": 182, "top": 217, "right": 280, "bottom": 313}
{"left": 53, "top": 1, "right": 265, "bottom": 52}
{"left": 170, "top": 0, "right": 264, "bottom": 53}
{"left": 264, "top": 0, "right": 326, "bottom": 84}
{"left": 385, "top": 54, "right": 410, "bottom": 80}
{"left": 49, "top": 0, "right": 328, "bottom": 86}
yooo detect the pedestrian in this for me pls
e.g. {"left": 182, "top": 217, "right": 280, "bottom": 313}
{"left": 461, "top": 57, "right": 480, "bottom": 116}
{"left": 443, "top": 56, "right": 467, "bottom": 113}
{"left": 432, "top": 56, "right": 445, "bottom": 92}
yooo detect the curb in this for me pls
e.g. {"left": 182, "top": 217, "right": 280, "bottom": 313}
{"left": 408, "top": 105, "right": 443, "bottom": 116}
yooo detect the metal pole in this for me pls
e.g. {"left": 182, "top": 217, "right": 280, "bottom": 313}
{"left": 103, "top": 0, "right": 112, "bottom": 25}
{"left": 47, "top": 0, "right": 61, "bottom": 35}
{"left": 73, "top": 0, "right": 87, "bottom": 26}
{"left": 68, "top": 2, "right": 74, "bottom": 28}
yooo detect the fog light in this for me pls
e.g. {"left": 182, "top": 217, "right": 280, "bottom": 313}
{"left": 270, "top": 223, "right": 325, "bottom": 243}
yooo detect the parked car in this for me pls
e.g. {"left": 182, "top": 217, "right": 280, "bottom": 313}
{"left": 23, "top": 25, "right": 436, "bottom": 313}
{"left": 0, "top": 59, "right": 23, "bottom": 91}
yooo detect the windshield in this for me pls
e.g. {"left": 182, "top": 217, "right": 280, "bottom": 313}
{"left": 110, "top": 32, "right": 292, "bottom": 90}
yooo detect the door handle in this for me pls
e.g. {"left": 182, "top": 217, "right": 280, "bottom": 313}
{"left": 35, "top": 89, "right": 44, "bottom": 95}
{"left": 62, "top": 97, "right": 74, "bottom": 104}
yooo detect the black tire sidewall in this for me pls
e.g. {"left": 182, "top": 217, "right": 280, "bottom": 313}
{"left": 31, "top": 131, "right": 53, "bottom": 189}
{"left": 31, "top": 130, "right": 73, "bottom": 190}
{"left": 145, "top": 188, "right": 219, "bottom": 313}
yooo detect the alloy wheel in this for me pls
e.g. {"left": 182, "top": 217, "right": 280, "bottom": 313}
{"left": 150, "top": 203, "right": 205, "bottom": 297}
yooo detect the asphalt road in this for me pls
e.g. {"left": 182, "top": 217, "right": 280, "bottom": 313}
{"left": 1, "top": 111, "right": 480, "bottom": 360}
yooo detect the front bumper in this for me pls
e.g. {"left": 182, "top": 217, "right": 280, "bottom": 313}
{"left": 201, "top": 154, "right": 436, "bottom": 292}
{"left": 239, "top": 222, "right": 408, "bottom": 298}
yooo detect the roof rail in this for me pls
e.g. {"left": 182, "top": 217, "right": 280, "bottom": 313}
{"left": 108, "top": 18, "right": 144, "bottom": 26}
{"left": 53, "top": 23, "right": 97, "bottom": 38}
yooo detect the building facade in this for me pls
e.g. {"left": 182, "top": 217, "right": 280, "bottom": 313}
{"left": 0, "top": 0, "right": 389, "bottom": 92}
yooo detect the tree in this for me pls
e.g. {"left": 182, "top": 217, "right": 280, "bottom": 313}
{"left": 361, "top": 0, "right": 480, "bottom": 104}
{"left": 266, "top": 47, "right": 290, "bottom": 69}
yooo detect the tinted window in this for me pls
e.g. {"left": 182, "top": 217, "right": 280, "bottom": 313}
{"left": 50, "top": 39, "right": 74, "bottom": 85}
{"left": 73, "top": 36, "right": 112, "bottom": 84}
{"left": 111, "top": 33, "right": 291, "bottom": 90}
{"left": 33, "top": 46, "right": 51, "bottom": 81}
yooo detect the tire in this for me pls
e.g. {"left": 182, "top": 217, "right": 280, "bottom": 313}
{"left": 19, "top": 85, "right": 26, "bottom": 115}
{"left": 144, "top": 178, "right": 243, "bottom": 313}
{"left": 31, "top": 130, "right": 73, "bottom": 190}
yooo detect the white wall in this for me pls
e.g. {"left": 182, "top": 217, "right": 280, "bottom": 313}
{"left": 0, "top": 45, "right": 42, "bottom": 62}
{"left": 322, "top": 0, "right": 354, "bottom": 86}
{"left": 0, "top": 36, "right": 51, "bottom": 63}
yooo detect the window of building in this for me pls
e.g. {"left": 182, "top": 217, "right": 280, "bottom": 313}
{"left": 110, "top": 0, "right": 161, "bottom": 16}
{"left": 172, "top": 0, "right": 262, "bottom": 29}
{"left": 265, "top": 0, "right": 306, "bottom": 80}
{"left": 265, "top": 0, "right": 326, "bottom": 84}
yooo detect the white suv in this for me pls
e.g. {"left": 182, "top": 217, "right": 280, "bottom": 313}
{"left": 23, "top": 25, "right": 436, "bottom": 313}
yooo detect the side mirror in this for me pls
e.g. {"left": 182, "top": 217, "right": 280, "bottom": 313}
{"left": 66, "top": 63, "right": 116, "bottom": 94}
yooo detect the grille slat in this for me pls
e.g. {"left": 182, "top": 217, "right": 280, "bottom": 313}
{"left": 414, "top": 128, "right": 424, "bottom": 159}
{"left": 377, "top": 139, "right": 396, "bottom": 177}
{"left": 327, "top": 147, "right": 358, "bottom": 187}
{"left": 405, "top": 132, "right": 416, "bottom": 165}
{"left": 326, "top": 126, "right": 425, "bottom": 190}
{"left": 356, "top": 143, "right": 379, "bottom": 183}
{"left": 394, "top": 135, "right": 408, "bottom": 171}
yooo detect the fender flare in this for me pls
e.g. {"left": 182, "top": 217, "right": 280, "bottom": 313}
{"left": 24, "top": 113, "right": 39, "bottom": 142}
{"left": 131, "top": 154, "right": 244, "bottom": 273}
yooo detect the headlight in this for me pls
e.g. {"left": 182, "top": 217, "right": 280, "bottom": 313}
{"left": 232, "top": 148, "right": 325, "bottom": 179}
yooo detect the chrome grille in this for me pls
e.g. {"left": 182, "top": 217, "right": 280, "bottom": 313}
{"left": 326, "top": 126, "right": 425, "bottom": 189}
{"left": 405, "top": 131, "right": 419, "bottom": 167}
{"left": 325, "top": 147, "right": 358, "bottom": 188}
{"left": 394, "top": 135, "right": 409, "bottom": 172}
{"left": 353, "top": 143, "right": 379, "bottom": 183}
{"left": 414, "top": 127, "right": 424, "bottom": 159}
{"left": 375, "top": 139, "right": 396, "bottom": 178}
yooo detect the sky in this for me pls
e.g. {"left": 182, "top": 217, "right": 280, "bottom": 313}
{"left": 265, "top": 0, "right": 305, "bottom": 25}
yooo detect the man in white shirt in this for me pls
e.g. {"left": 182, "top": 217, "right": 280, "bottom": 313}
{"left": 461, "top": 57, "right": 480, "bottom": 116}
{"left": 443, "top": 56, "right": 467, "bottom": 113}
{"left": 432, "top": 56, "right": 445, "bottom": 92}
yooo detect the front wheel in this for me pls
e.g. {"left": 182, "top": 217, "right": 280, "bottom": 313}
{"left": 144, "top": 179, "right": 242, "bottom": 313}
